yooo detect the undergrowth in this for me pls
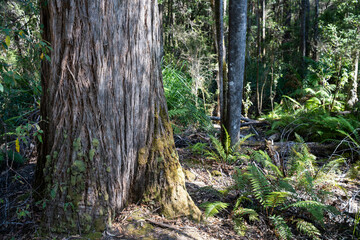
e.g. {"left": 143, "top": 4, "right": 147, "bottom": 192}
{"left": 202, "top": 135, "right": 342, "bottom": 239}
{"left": 265, "top": 96, "right": 360, "bottom": 143}
{"left": 162, "top": 61, "right": 213, "bottom": 133}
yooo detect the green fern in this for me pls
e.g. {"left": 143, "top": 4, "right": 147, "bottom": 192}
{"left": 248, "top": 164, "right": 272, "bottom": 204}
{"left": 285, "top": 200, "right": 339, "bottom": 224}
{"left": 200, "top": 201, "right": 229, "bottom": 218}
{"left": 234, "top": 207, "right": 259, "bottom": 222}
{"left": 295, "top": 219, "right": 321, "bottom": 240}
{"left": 206, "top": 128, "right": 253, "bottom": 164}
{"left": 270, "top": 215, "right": 293, "bottom": 240}
{"left": 264, "top": 192, "right": 291, "bottom": 208}
{"left": 253, "top": 150, "right": 283, "bottom": 177}
{"left": 233, "top": 217, "right": 247, "bottom": 236}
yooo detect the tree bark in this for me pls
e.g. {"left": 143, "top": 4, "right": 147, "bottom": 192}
{"left": 300, "top": 0, "right": 310, "bottom": 76}
{"left": 282, "top": 0, "right": 291, "bottom": 63}
{"left": 347, "top": 50, "right": 359, "bottom": 108}
{"left": 34, "top": 0, "right": 200, "bottom": 234}
{"left": 313, "top": 0, "right": 319, "bottom": 61}
{"left": 226, "top": 0, "right": 248, "bottom": 145}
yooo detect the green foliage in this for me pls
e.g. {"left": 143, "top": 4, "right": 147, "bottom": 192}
{"left": 188, "top": 142, "right": 208, "bottom": 155}
{"left": 162, "top": 62, "right": 213, "bottom": 132}
{"left": 270, "top": 215, "right": 293, "bottom": 240}
{"left": 354, "top": 209, "right": 360, "bottom": 238}
{"left": 295, "top": 219, "right": 321, "bottom": 240}
{"left": 200, "top": 201, "right": 229, "bottom": 218}
{"left": 266, "top": 99, "right": 360, "bottom": 142}
{"left": 206, "top": 128, "right": 252, "bottom": 164}
{"left": 0, "top": 0, "right": 49, "bottom": 146}
{"left": 231, "top": 147, "right": 340, "bottom": 238}
{"left": 0, "top": 149, "right": 25, "bottom": 169}
{"left": 233, "top": 207, "right": 259, "bottom": 222}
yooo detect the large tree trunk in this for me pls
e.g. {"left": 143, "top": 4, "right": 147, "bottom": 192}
{"left": 34, "top": 0, "right": 200, "bottom": 234}
{"left": 226, "top": 0, "right": 248, "bottom": 145}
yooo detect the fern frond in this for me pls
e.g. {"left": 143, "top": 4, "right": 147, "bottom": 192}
{"left": 285, "top": 200, "right": 339, "bottom": 223}
{"left": 319, "top": 157, "right": 345, "bottom": 175}
{"left": 253, "top": 150, "right": 283, "bottom": 177}
{"left": 285, "top": 200, "right": 326, "bottom": 209}
{"left": 278, "top": 179, "right": 296, "bottom": 193}
{"left": 234, "top": 194, "right": 253, "bottom": 209}
{"left": 265, "top": 192, "right": 291, "bottom": 208}
{"left": 233, "top": 217, "right": 247, "bottom": 236}
{"left": 270, "top": 215, "right": 293, "bottom": 240}
{"left": 295, "top": 219, "right": 321, "bottom": 240}
{"left": 223, "top": 126, "right": 231, "bottom": 155}
{"left": 231, "top": 134, "right": 254, "bottom": 152}
{"left": 248, "top": 164, "right": 272, "bottom": 204}
{"left": 234, "top": 207, "right": 259, "bottom": 222}
{"left": 200, "top": 201, "right": 229, "bottom": 218}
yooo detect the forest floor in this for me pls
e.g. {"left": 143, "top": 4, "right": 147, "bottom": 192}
{"left": 0, "top": 127, "right": 359, "bottom": 239}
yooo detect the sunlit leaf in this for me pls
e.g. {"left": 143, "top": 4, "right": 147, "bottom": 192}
{"left": 5, "top": 36, "right": 10, "bottom": 47}
{"left": 15, "top": 138, "right": 20, "bottom": 153}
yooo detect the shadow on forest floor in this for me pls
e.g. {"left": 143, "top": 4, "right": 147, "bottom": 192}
{"left": 0, "top": 130, "right": 359, "bottom": 239}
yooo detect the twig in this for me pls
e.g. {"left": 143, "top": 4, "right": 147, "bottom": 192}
{"left": 145, "top": 219, "right": 180, "bottom": 231}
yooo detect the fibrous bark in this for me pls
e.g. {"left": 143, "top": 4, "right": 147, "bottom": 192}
{"left": 35, "top": 0, "right": 200, "bottom": 234}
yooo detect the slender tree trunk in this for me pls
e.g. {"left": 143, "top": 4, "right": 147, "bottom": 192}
{"left": 313, "top": 0, "right": 319, "bottom": 61}
{"left": 300, "top": 0, "right": 310, "bottom": 76}
{"left": 283, "top": 0, "right": 291, "bottom": 63}
{"left": 256, "top": 0, "right": 262, "bottom": 115}
{"left": 35, "top": 0, "right": 200, "bottom": 234}
{"left": 347, "top": 50, "right": 359, "bottom": 108}
{"left": 226, "top": 0, "right": 248, "bottom": 145}
{"left": 262, "top": 0, "right": 266, "bottom": 57}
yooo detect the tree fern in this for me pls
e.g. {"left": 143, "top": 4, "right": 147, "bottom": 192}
{"left": 200, "top": 201, "right": 229, "bottom": 218}
{"left": 270, "top": 215, "right": 293, "bottom": 240}
{"left": 295, "top": 219, "right": 321, "bottom": 240}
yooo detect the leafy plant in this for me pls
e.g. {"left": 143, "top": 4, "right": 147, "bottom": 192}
{"left": 162, "top": 62, "right": 213, "bottom": 132}
{"left": 270, "top": 215, "right": 293, "bottom": 240}
{"left": 200, "top": 201, "right": 229, "bottom": 218}
{"left": 230, "top": 147, "right": 340, "bottom": 239}
{"left": 206, "top": 128, "right": 253, "bottom": 165}
{"left": 354, "top": 209, "right": 360, "bottom": 238}
{"left": 188, "top": 142, "right": 208, "bottom": 155}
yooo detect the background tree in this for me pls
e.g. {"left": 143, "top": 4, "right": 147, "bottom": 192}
{"left": 225, "top": 0, "right": 248, "bottom": 145}
{"left": 34, "top": 0, "right": 200, "bottom": 234}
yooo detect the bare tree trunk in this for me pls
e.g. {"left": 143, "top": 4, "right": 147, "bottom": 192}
{"left": 313, "top": 0, "right": 319, "bottom": 61}
{"left": 282, "top": 0, "right": 291, "bottom": 63}
{"left": 300, "top": 0, "right": 310, "bottom": 76}
{"left": 226, "top": 0, "right": 248, "bottom": 145}
{"left": 256, "top": 0, "right": 262, "bottom": 115}
{"left": 35, "top": 0, "right": 200, "bottom": 234}
{"left": 262, "top": 0, "right": 266, "bottom": 57}
{"left": 347, "top": 50, "right": 359, "bottom": 108}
